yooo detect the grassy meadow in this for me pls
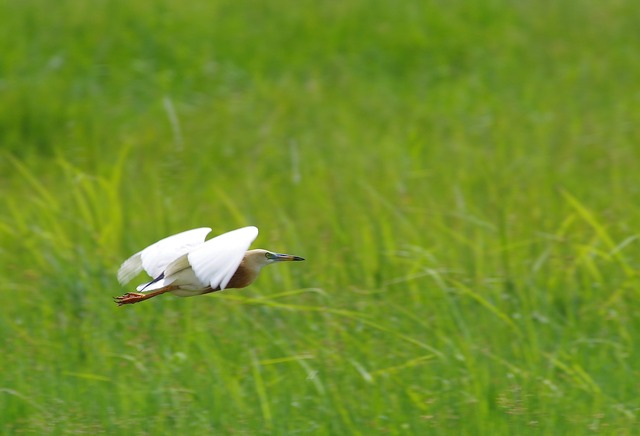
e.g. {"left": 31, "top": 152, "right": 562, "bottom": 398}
{"left": 2, "top": 0, "right": 640, "bottom": 433}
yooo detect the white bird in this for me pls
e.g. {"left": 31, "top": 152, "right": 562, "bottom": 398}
{"left": 114, "top": 226, "right": 304, "bottom": 306}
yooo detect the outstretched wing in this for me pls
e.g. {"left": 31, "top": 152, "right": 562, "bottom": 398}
{"left": 187, "top": 226, "right": 259, "bottom": 290}
{"left": 118, "top": 227, "right": 212, "bottom": 285}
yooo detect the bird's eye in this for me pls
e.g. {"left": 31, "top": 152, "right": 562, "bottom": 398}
{"left": 265, "top": 252, "right": 274, "bottom": 259}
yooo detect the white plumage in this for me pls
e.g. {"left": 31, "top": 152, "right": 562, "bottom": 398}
{"left": 117, "top": 227, "right": 213, "bottom": 285}
{"left": 115, "top": 226, "right": 303, "bottom": 306}
{"left": 187, "top": 226, "right": 259, "bottom": 290}
{"left": 118, "top": 226, "right": 258, "bottom": 293}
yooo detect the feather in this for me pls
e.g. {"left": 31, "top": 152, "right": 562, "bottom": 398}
{"left": 187, "top": 226, "right": 259, "bottom": 290}
{"left": 117, "top": 227, "right": 211, "bottom": 285}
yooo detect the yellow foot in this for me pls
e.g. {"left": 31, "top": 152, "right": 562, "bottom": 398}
{"left": 114, "top": 292, "right": 147, "bottom": 306}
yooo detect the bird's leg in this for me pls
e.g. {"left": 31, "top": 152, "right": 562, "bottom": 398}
{"left": 113, "top": 285, "right": 178, "bottom": 306}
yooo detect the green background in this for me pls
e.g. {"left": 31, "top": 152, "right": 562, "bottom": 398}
{"left": 1, "top": 0, "right": 639, "bottom": 434}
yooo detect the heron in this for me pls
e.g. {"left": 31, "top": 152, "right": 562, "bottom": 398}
{"left": 114, "top": 226, "right": 304, "bottom": 306}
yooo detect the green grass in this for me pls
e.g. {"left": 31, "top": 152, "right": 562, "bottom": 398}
{"left": 2, "top": 0, "right": 640, "bottom": 433}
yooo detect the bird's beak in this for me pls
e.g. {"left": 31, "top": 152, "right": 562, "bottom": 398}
{"left": 273, "top": 253, "right": 305, "bottom": 262}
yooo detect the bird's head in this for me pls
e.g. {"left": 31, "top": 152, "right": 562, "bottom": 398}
{"left": 245, "top": 249, "right": 305, "bottom": 270}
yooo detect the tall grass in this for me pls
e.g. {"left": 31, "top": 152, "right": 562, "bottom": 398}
{"left": 1, "top": 0, "right": 640, "bottom": 433}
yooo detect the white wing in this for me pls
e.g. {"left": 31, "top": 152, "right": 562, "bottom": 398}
{"left": 187, "top": 226, "right": 259, "bottom": 290}
{"left": 118, "top": 227, "right": 212, "bottom": 285}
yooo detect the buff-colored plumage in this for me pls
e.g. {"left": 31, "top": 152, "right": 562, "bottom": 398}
{"left": 114, "top": 227, "right": 304, "bottom": 306}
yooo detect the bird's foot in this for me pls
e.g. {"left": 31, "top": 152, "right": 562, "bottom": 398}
{"left": 113, "top": 292, "right": 147, "bottom": 306}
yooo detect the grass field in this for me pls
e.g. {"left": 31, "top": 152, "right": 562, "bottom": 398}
{"left": 2, "top": 0, "right": 640, "bottom": 434}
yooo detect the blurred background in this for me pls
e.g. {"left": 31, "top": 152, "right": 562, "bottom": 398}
{"left": 1, "top": 0, "right": 640, "bottom": 433}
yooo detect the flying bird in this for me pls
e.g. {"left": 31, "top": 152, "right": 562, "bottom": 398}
{"left": 114, "top": 226, "right": 304, "bottom": 306}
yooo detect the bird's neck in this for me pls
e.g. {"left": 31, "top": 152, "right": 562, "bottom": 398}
{"left": 226, "top": 251, "right": 264, "bottom": 289}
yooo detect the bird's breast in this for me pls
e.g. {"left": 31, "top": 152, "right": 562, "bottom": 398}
{"left": 225, "top": 264, "right": 257, "bottom": 289}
